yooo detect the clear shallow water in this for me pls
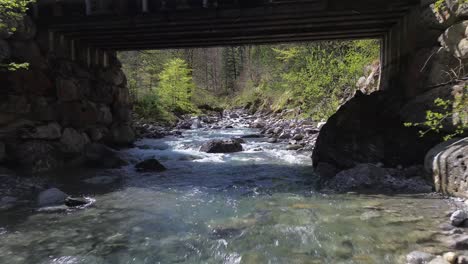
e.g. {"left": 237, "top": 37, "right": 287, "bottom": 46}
{"left": 0, "top": 128, "right": 451, "bottom": 264}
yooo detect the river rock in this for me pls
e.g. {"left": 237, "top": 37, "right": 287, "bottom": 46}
{"left": 451, "top": 210, "right": 468, "bottom": 227}
{"left": 200, "top": 139, "right": 243, "bottom": 153}
{"left": 268, "top": 138, "right": 278, "bottom": 143}
{"left": 429, "top": 256, "right": 451, "bottom": 264}
{"left": 425, "top": 138, "right": 468, "bottom": 198}
{"left": 65, "top": 197, "right": 89, "bottom": 207}
{"left": 448, "top": 235, "right": 468, "bottom": 250}
{"left": 407, "top": 251, "right": 435, "bottom": 264}
{"left": 292, "top": 134, "right": 304, "bottom": 141}
{"left": 229, "top": 113, "right": 239, "bottom": 119}
{"left": 85, "top": 143, "right": 127, "bottom": 169}
{"left": 241, "top": 134, "right": 262, "bottom": 139}
{"left": 444, "top": 252, "right": 458, "bottom": 264}
{"left": 231, "top": 137, "right": 245, "bottom": 144}
{"left": 38, "top": 188, "right": 68, "bottom": 207}
{"left": 135, "top": 159, "right": 167, "bottom": 172}
{"left": 458, "top": 255, "right": 468, "bottom": 264}
{"left": 321, "top": 163, "right": 433, "bottom": 193}
{"left": 287, "top": 144, "right": 302, "bottom": 151}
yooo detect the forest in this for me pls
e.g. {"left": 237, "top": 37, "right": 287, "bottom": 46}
{"left": 118, "top": 40, "right": 380, "bottom": 124}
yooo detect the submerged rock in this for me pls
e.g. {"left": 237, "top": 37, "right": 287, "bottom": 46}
{"left": 85, "top": 143, "right": 128, "bottom": 169}
{"left": 135, "top": 159, "right": 167, "bottom": 172}
{"left": 37, "top": 188, "right": 68, "bottom": 207}
{"left": 65, "top": 197, "right": 89, "bottom": 207}
{"left": 321, "top": 163, "right": 433, "bottom": 194}
{"left": 406, "top": 251, "right": 435, "bottom": 264}
{"left": 200, "top": 139, "right": 243, "bottom": 153}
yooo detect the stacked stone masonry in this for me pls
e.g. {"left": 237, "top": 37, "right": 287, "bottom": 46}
{"left": 0, "top": 16, "right": 134, "bottom": 174}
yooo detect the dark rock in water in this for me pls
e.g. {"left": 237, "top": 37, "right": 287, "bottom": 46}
{"left": 85, "top": 143, "right": 128, "bottom": 169}
{"left": 200, "top": 139, "right": 243, "bottom": 153}
{"left": 231, "top": 137, "right": 246, "bottom": 144}
{"left": 135, "top": 159, "right": 167, "bottom": 172}
{"left": 286, "top": 144, "right": 302, "bottom": 151}
{"left": 224, "top": 125, "right": 234, "bottom": 129}
{"left": 65, "top": 197, "right": 89, "bottom": 207}
{"left": 292, "top": 134, "right": 304, "bottom": 141}
{"left": 241, "top": 134, "right": 263, "bottom": 139}
{"left": 176, "top": 120, "right": 192, "bottom": 130}
{"left": 321, "top": 163, "right": 433, "bottom": 194}
{"left": 38, "top": 188, "right": 68, "bottom": 207}
{"left": 267, "top": 138, "right": 278, "bottom": 143}
{"left": 211, "top": 228, "right": 243, "bottom": 239}
{"left": 312, "top": 91, "right": 440, "bottom": 171}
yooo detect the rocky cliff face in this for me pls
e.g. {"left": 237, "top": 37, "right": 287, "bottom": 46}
{"left": 313, "top": 0, "right": 467, "bottom": 195}
{"left": 0, "top": 16, "right": 134, "bottom": 174}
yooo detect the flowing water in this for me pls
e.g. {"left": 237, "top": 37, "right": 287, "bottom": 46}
{"left": 0, "top": 128, "right": 452, "bottom": 264}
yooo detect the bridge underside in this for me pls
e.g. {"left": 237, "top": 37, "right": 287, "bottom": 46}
{"left": 35, "top": 0, "right": 419, "bottom": 50}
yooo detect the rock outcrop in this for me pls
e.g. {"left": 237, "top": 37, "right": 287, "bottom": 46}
{"left": 425, "top": 138, "right": 468, "bottom": 198}
{"left": 0, "top": 16, "right": 134, "bottom": 173}
{"left": 312, "top": 91, "right": 441, "bottom": 170}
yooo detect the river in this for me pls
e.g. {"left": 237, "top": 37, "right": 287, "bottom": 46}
{"left": 0, "top": 127, "right": 452, "bottom": 264}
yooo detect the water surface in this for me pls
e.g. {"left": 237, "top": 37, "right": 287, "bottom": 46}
{"left": 0, "top": 128, "right": 450, "bottom": 264}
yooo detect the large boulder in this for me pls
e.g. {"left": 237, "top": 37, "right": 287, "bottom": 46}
{"left": 312, "top": 91, "right": 440, "bottom": 170}
{"left": 425, "top": 138, "right": 468, "bottom": 197}
{"left": 200, "top": 139, "right": 243, "bottom": 153}
{"left": 135, "top": 159, "right": 166, "bottom": 172}
{"left": 84, "top": 143, "right": 127, "bottom": 169}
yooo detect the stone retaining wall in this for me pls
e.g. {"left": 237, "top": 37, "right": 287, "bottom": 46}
{"left": 0, "top": 16, "right": 134, "bottom": 174}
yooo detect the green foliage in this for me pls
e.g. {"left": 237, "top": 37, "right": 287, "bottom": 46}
{"left": 158, "top": 58, "right": 196, "bottom": 114}
{"left": 233, "top": 40, "right": 380, "bottom": 120}
{"left": 121, "top": 40, "right": 380, "bottom": 123}
{"left": 405, "top": 85, "right": 467, "bottom": 141}
{"left": 0, "top": 0, "right": 34, "bottom": 71}
{"left": 0, "top": 0, "right": 33, "bottom": 33}
{"left": 434, "top": 0, "right": 468, "bottom": 11}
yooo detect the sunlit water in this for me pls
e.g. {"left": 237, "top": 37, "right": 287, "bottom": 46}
{"left": 0, "top": 128, "right": 451, "bottom": 264}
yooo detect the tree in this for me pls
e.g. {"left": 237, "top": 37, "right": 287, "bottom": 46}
{"left": 0, "top": 0, "right": 34, "bottom": 71}
{"left": 158, "top": 58, "right": 196, "bottom": 114}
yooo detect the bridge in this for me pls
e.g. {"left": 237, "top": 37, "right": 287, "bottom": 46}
{"left": 1, "top": 0, "right": 463, "bottom": 179}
